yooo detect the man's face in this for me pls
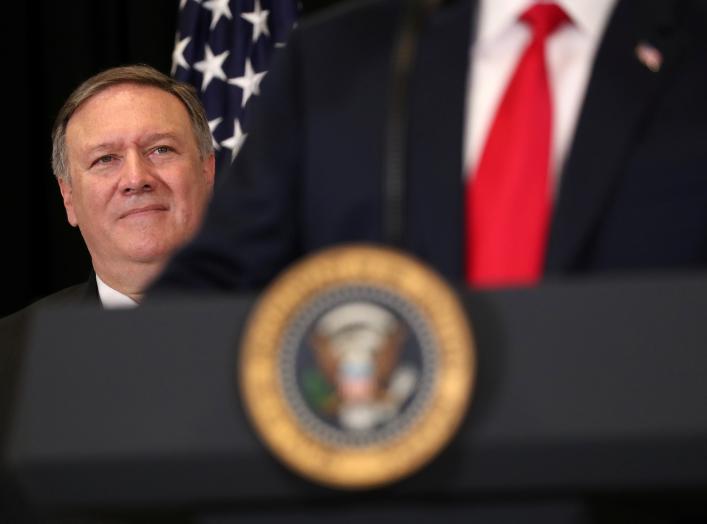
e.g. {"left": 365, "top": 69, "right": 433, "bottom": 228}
{"left": 59, "top": 84, "right": 215, "bottom": 272}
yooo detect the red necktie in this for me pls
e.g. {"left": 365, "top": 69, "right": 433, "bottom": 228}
{"left": 466, "top": 4, "right": 568, "bottom": 287}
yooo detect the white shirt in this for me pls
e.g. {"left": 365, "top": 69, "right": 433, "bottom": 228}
{"left": 464, "top": 0, "right": 617, "bottom": 190}
{"left": 95, "top": 274, "right": 139, "bottom": 309}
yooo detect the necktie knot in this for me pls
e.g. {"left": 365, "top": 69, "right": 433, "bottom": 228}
{"left": 521, "top": 3, "right": 569, "bottom": 38}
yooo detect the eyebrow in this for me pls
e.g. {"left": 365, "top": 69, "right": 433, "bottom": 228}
{"left": 138, "top": 132, "right": 181, "bottom": 146}
{"left": 82, "top": 142, "right": 119, "bottom": 156}
{"left": 81, "top": 132, "right": 182, "bottom": 157}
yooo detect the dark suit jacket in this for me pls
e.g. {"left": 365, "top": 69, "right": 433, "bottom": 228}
{"left": 0, "top": 279, "right": 99, "bottom": 523}
{"left": 153, "top": 0, "right": 707, "bottom": 294}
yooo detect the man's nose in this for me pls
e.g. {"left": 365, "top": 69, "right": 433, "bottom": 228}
{"left": 119, "top": 152, "right": 156, "bottom": 195}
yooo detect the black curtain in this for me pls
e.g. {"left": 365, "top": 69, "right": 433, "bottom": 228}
{"left": 2, "top": 0, "right": 336, "bottom": 317}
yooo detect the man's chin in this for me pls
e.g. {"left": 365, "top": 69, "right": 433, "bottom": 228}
{"left": 129, "top": 250, "right": 173, "bottom": 266}
{"left": 121, "top": 241, "right": 175, "bottom": 266}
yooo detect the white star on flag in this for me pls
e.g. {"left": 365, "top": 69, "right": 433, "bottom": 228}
{"left": 228, "top": 59, "right": 267, "bottom": 107}
{"left": 221, "top": 119, "right": 248, "bottom": 162}
{"left": 208, "top": 117, "right": 223, "bottom": 150}
{"left": 241, "top": 0, "right": 270, "bottom": 42}
{"left": 171, "top": 35, "right": 192, "bottom": 75}
{"left": 203, "top": 0, "right": 233, "bottom": 30}
{"left": 193, "top": 44, "right": 229, "bottom": 91}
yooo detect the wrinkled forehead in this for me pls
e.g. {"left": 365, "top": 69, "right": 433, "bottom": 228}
{"left": 65, "top": 83, "right": 195, "bottom": 155}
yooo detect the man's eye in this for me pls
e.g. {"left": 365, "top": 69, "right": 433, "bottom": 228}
{"left": 91, "top": 155, "right": 115, "bottom": 167}
{"left": 154, "top": 145, "right": 173, "bottom": 155}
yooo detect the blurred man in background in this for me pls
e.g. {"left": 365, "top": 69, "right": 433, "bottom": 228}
{"left": 152, "top": 0, "right": 707, "bottom": 293}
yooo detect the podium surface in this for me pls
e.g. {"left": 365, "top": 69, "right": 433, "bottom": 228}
{"left": 6, "top": 274, "right": 707, "bottom": 515}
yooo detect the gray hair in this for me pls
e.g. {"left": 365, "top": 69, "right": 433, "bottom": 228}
{"left": 51, "top": 64, "right": 213, "bottom": 182}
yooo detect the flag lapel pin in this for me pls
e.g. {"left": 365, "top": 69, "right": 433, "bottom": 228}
{"left": 635, "top": 41, "right": 663, "bottom": 73}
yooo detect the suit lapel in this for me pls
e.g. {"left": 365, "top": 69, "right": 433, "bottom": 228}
{"left": 545, "top": 0, "right": 685, "bottom": 272}
{"left": 406, "top": 0, "right": 476, "bottom": 282}
{"left": 82, "top": 273, "right": 101, "bottom": 305}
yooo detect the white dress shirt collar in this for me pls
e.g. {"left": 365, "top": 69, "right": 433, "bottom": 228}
{"left": 466, "top": 0, "right": 619, "bottom": 180}
{"left": 477, "top": 0, "right": 617, "bottom": 44}
{"left": 95, "top": 274, "right": 139, "bottom": 309}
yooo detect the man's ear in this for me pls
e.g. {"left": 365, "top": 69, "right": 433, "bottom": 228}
{"left": 58, "top": 177, "right": 79, "bottom": 227}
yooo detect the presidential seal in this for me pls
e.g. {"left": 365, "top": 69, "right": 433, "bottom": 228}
{"left": 239, "top": 245, "right": 475, "bottom": 489}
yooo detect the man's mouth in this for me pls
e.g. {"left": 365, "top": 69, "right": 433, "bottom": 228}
{"left": 119, "top": 204, "right": 168, "bottom": 219}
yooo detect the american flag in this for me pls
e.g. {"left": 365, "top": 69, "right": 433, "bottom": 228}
{"left": 171, "top": 0, "right": 299, "bottom": 173}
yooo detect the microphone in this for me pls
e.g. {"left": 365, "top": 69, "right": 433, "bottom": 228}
{"left": 384, "top": 0, "right": 444, "bottom": 248}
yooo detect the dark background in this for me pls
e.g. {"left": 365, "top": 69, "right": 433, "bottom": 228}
{"left": 2, "top": 0, "right": 337, "bottom": 317}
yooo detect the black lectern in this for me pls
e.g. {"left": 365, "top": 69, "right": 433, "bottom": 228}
{"left": 5, "top": 274, "right": 707, "bottom": 522}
